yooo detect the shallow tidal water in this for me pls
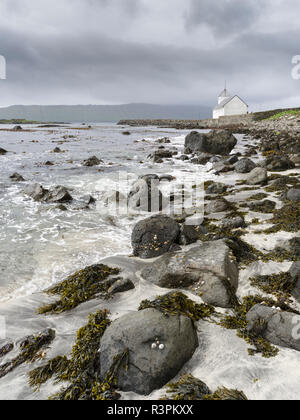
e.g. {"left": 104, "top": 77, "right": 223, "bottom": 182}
{"left": 0, "top": 122, "right": 215, "bottom": 301}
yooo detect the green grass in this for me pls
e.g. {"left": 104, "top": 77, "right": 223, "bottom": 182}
{"left": 266, "top": 110, "right": 300, "bottom": 121}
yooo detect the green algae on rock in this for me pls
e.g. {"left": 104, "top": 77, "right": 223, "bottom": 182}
{"left": 29, "top": 309, "right": 124, "bottom": 400}
{"left": 263, "top": 202, "right": 300, "bottom": 233}
{"left": 0, "top": 329, "right": 55, "bottom": 379}
{"left": 138, "top": 291, "right": 215, "bottom": 325}
{"left": 162, "top": 374, "right": 211, "bottom": 400}
{"left": 250, "top": 272, "right": 295, "bottom": 299}
{"left": 203, "top": 387, "right": 248, "bottom": 401}
{"left": 38, "top": 264, "right": 120, "bottom": 314}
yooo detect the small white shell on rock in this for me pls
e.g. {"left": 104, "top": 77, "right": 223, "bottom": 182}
{"left": 159, "top": 344, "right": 165, "bottom": 350}
{"left": 151, "top": 343, "right": 157, "bottom": 349}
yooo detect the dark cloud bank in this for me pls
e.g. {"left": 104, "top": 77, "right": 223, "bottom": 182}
{"left": 0, "top": 0, "right": 299, "bottom": 114}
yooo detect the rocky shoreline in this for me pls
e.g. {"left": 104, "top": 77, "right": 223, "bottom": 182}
{"left": 0, "top": 114, "right": 299, "bottom": 400}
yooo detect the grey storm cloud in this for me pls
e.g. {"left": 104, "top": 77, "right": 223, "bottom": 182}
{"left": 185, "top": 0, "right": 263, "bottom": 35}
{"left": 0, "top": 0, "right": 299, "bottom": 109}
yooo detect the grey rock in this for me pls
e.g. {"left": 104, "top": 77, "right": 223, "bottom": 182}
{"left": 43, "top": 186, "right": 73, "bottom": 203}
{"left": 212, "top": 162, "right": 233, "bottom": 175}
{"left": 191, "top": 153, "right": 213, "bottom": 165}
{"left": 286, "top": 188, "right": 300, "bottom": 203}
{"left": 184, "top": 130, "right": 237, "bottom": 156}
{"left": 24, "top": 184, "right": 48, "bottom": 201}
{"left": 141, "top": 240, "right": 239, "bottom": 308}
{"left": 179, "top": 155, "right": 189, "bottom": 161}
{"left": 206, "top": 182, "right": 228, "bottom": 195}
{"left": 83, "top": 156, "right": 102, "bottom": 167}
{"left": 234, "top": 158, "right": 256, "bottom": 174}
{"left": 179, "top": 224, "right": 207, "bottom": 246}
{"left": 221, "top": 216, "right": 246, "bottom": 229}
{"left": 290, "top": 262, "right": 300, "bottom": 302}
{"left": 225, "top": 155, "right": 239, "bottom": 165}
{"left": 108, "top": 278, "right": 135, "bottom": 295}
{"left": 275, "top": 237, "right": 300, "bottom": 259}
{"left": 10, "top": 173, "right": 25, "bottom": 182}
{"left": 156, "top": 137, "right": 171, "bottom": 144}
{"left": 265, "top": 156, "right": 295, "bottom": 172}
{"left": 206, "top": 199, "right": 231, "bottom": 214}
{"left": 132, "top": 215, "right": 181, "bottom": 259}
{"left": 24, "top": 184, "right": 73, "bottom": 203}
{"left": 246, "top": 167, "right": 268, "bottom": 185}
{"left": 290, "top": 261, "right": 300, "bottom": 280}
{"left": 159, "top": 174, "right": 176, "bottom": 182}
{"left": 149, "top": 150, "right": 174, "bottom": 163}
{"left": 246, "top": 304, "right": 300, "bottom": 352}
{"left": 99, "top": 308, "right": 199, "bottom": 395}
{"left": 248, "top": 200, "right": 276, "bottom": 213}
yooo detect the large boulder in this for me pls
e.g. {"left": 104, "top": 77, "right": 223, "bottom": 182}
{"left": 128, "top": 178, "right": 166, "bottom": 213}
{"left": 246, "top": 304, "right": 300, "bottom": 352}
{"left": 141, "top": 240, "right": 239, "bottom": 308}
{"left": 99, "top": 308, "right": 199, "bottom": 395}
{"left": 246, "top": 168, "right": 268, "bottom": 185}
{"left": 234, "top": 158, "right": 256, "bottom": 174}
{"left": 184, "top": 130, "right": 237, "bottom": 156}
{"left": 132, "top": 215, "right": 181, "bottom": 259}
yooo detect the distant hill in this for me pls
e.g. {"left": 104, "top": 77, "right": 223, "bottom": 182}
{"left": 0, "top": 104, "right": 211, "bottom": 123}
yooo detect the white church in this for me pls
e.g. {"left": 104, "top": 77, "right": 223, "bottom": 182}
{"left": 213, "top": 88, "right": 248, "bottom": 119}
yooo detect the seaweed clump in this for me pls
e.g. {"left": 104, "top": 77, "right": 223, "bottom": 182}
{"left": 0, "top": 329, "right": 55, "bottom": 379}
{"left": 250, "top": 272, "right": 295, "bottom": 300}
{"left": 38, "top": 264, "right": 120, "bottom": 314}
{"left": 0, "top": 342, "right": 14, "bottom": 358}
{"left": 203, "top": 388, "right": 248, "bottom": 401}
{"left": 225, "top": 237, "right": 261, "bottom": 266}
{"left": 28, "top": 310, "right": 127, "bottom": 401}
{"left": 263, "top": 202, "right": 300, "bottom": 233}
{"left": 249, "top": 193, "right": 268, "bottom": 201}
{"left": 138, "top": 292, "right": 215, "bottom": 326}
{"left": 161, "top": 374, "right": 211, "bottom": 400}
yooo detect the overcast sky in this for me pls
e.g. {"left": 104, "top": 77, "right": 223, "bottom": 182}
{"left": 0, "top": 0, "right": 299, "bottom": 110}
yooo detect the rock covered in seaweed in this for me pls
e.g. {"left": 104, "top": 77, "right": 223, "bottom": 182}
{"left": 99, "top": 308, "right": 199, "bottom": 395}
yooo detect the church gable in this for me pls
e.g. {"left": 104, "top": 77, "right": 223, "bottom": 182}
{"left": 213, "top": 91, "right": 248, "bottom": 119}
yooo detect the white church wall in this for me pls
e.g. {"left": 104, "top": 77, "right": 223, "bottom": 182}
{"left": 213, "top": 108, "right": 224, "bottom": 119}
{"left": 224, "top": 96, "right": 248, "bottom": 116}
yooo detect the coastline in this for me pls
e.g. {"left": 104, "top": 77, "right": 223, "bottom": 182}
{"left": 0, "top": 115, "right": 299, "bottom": 400}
